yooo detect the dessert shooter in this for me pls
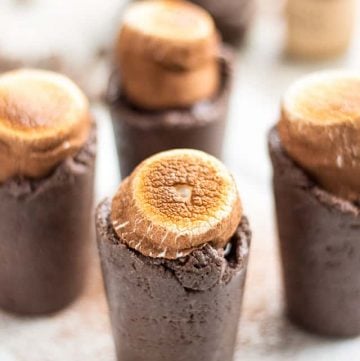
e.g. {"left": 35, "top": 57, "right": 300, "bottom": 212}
{"left": 96, "top": 149, "right": 251, "bottom": 361}
{"left": 0, "top": 69, "right": 96, "bottom": 315}
{"left": 285, "top": 0, "right": 355, "bottom": 59}
{"left": 109, "top": 0, "right": 234, "bottom": 178}
{"left": 269, "top": 71, "right": 360, "bottom": 337}
{"left": 190, "top": 0, "right": 255, "bottom": 45}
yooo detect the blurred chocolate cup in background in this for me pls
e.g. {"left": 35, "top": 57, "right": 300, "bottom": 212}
{"left": 269, "top": 128, "right": 360, "bottom": 337}
{"left": 109, "top": 0, "right": 234, "bottom": 178}
{"left": 269, "top": 71, "right": 360, "bottom": 337}
{"left": 109, "top": 50, "right": 233, "bottom": 178}
{"left": 0, "top": 69, "right": 96, "bottom": 315}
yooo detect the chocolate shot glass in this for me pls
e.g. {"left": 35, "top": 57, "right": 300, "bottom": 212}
{"left": 269, "top": 71, "right": 360, "bottom": 337}
{"left": 108, "top": 0, "right": 234, "bottom": 178}
{"left": 96, "top": 149, "right": 251, "bottom": 361}
{"left": 0, "top": 69, "right": 96, "bottom": 315}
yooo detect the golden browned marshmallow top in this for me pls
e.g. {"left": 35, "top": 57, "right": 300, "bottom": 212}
{"left": 111, "top": 149, "right": 242, "bottom": 259}
{"left": 0, "top": 69, "right": 91, "bottom": 182}
{"left": 119, "top": 0, "right": 218, "bottom": 69}
{"left": 279, "top": 70, "right": 360, "bottom": 201}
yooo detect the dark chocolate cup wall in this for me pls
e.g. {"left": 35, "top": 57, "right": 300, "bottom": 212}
{"left": 0, "top": 128, "right": 96, "bottom": 315}
{"left": 109, "top": 50, "right": 233, "bottom": 179}
{"left": 191, "top": 0, "right": 255, "bottom": 45}
{"left": 269, "top": 128, "right": 360, "bottom": 338}
{"left": 96, "top": 200, "right": 251, "bottom": 361}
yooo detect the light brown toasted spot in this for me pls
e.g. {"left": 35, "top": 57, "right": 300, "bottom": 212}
{"left": 0, "top": 80, "right": 72, "bottom": 131}
{"left": 0, "top": 69, "right": 91, "bottom": 182}
{"left": 111, "top": 149, "right": 242, "bottom": 259}
{"left": 124, "top": 0, "right": 214, "bottom": 43}
{"left": 285, "top": 75, "right": 360, "bottom": 125}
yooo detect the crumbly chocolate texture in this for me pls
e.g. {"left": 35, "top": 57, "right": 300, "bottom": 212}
{"left": 96, "top": 199, "right": 251, "bottom": 361}
{"left": 109, "top": 48, "right": 233, "bottom": 178}
{"left": 0, "top": 126, "right": 96, "bottom": 315}
{"left": 190, "top": 0, "right": 254, "bottom": 45}
{"left": 269, "top": 127, "right": 360, "bottom": 337}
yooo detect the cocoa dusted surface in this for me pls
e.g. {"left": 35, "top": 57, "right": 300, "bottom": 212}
{"left": 108, "top": 49, "right": 233, "bottom": 178}
{"left": 0, "top": 126, "right": 96, "bottom": 316}
{"left": 190, "top": 0, "right": 254, "bottom": 45}
{"left": 269, "top": 127, "right": 360, "bottom": 338}
{"left": 96, "top": 199, "right": 251, "bottom": 361}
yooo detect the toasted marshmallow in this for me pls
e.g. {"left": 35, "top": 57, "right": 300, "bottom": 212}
{"left": 116, "top": 0, "right": 220, "bottom": 109}
{"left": 111, "top": 149, "right": 242, "bottom": 259}
{"left": 279, "top": 70, "right": 360, "bottom": 201}
{"left": 286, "top": 0, "right": 355, "bottom": 59}
{"left": 0, "top": 69, "right": 91, "bottom": 182}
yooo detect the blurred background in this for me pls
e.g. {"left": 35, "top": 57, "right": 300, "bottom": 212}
{"left": 0, "top": 0, "right": 360, "bottom": 360}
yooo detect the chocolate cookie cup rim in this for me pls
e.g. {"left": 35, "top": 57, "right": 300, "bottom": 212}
{"left": 107, "top": 46, "right": 234, "bottom": 128}
{"left": 96, "top": 198, "right": 251, "bottom": 288}
{"left": 0, "top": 123, "right": 96, "bottom": 199}
{"left": 269, "top": 127, "right": 360, "bottom": 217}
